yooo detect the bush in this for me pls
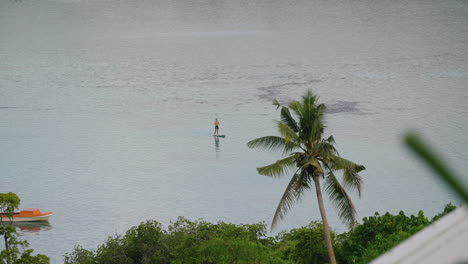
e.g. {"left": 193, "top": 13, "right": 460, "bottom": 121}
{"left": 336, "top": 210, "right": 430, "bottom": 264}
{"left": 65, "top": 218, "right": 287, "bottom": 264}
{"left": 65, "top": 205, "right": 456, "bottom": 264}
{"left": 65, "top": 221, "right": 170, "bottom": 264}
{"left": 0, "top": 232, "right": 50, "bottom": 264}
{"left": 274, "top": 221, "right": 332, "bottom": 264}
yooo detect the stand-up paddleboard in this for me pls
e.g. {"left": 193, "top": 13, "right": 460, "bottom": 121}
{"left": 214, "top": 135, "right": 226, "bottom": 138}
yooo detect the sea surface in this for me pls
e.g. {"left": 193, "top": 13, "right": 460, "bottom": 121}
{"left": 1, "top": 0, "right": 467, "bottom": 262}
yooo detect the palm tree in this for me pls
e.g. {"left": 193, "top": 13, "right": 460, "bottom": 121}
{"left": 247, "top": 90, "right": 365, "bottom": 264}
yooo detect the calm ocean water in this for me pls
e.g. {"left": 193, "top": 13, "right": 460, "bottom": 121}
{"left": 1, "top": 0, "right": 467, "bottom": 262}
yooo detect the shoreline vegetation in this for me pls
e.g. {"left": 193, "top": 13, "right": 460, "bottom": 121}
{"left": 62, "top": 204, "right": 457, "bottom": 264}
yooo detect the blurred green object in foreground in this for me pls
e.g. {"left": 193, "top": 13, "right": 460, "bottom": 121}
{"left": 404, "top": 131, "right": 468, "bottom": 203}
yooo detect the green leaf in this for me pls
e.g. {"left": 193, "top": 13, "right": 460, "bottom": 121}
{"left": 257, "top": 156, "right": 297, "bottom": 178}
{"left": 287, "top": 100, "right": 303, "bottom": 119}
{"left": 272, "top": 170, "right": 309, "bottom": 230}
{"left": 330, "top": 157, "right": 365, "bottom": 197}
{"left": 324, "top": 172, "right": 357, "bottom": 229}
{"left": 247, "top": 136, "right": 299, "bottom": 154}
{"left": 280, "top": 107, "right": 299, "bottom": 133}
{"left": 273, "top": 99, "right": 281, "bottom": 109}
{"left": 277, "top": 122, "right": 300, "bottom": 146}
{"left": 312, "top": 141, "right": 337, "bottom": 162}
{"left": 302, "top": 158, "right": 324, "bottom": 175}
{"left": 0, "top": 192, "right": 21, "bottom": 222}
{"left": 326, "top": 135, "right": 336, "bottom": 144}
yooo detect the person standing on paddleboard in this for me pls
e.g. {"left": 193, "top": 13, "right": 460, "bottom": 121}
{"left": 214, "top": 118, "right": 220, "bottom": 135}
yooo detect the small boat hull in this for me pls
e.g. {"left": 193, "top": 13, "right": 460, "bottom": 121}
{"left": 9, "top": 214, "right": 52, "bottom": 222}
{"left": 0, "top": 208, "right": 52, "bottom": 222}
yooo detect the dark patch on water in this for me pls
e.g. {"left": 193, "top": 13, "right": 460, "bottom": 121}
{"left": 96, "top": 84, "right": 116, "bottom": 89}
{"left": 382, "top": 107, "right": 411, "bottom": 111}
{"left": 32, "top": 108, "right": 55, "bottom": 111}
{"left": 256, "top": 79, "right": 322, "bottom": 102}
{"left": 325, "top": 100, "right": 361, "bottom": 114}
{"left": 0, "top": 106, "right": 56, "bottom": 111}
{"left": 255, "top": 82, "right": 366, "bottom": 114}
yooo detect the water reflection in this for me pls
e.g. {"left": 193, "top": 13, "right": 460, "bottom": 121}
{"left": 214, "top": 136, "right": 220, "bottom": 153}
{"left": 13, "top": 222, "right": 53, "bottom": 233}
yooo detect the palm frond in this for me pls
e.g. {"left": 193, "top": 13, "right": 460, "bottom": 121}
{"left": 326, "top": 135, "right": 335, "bottom": 144}
{"left": 312, "top": 141, "right": 338, "bottom": 162}
{"left": 301, "top": 91, "right": 319, "bottom": 124}
{"left": 257, "top": 156, "right": 297, "bottom": 178}
{"left": 342, "top": 170, "right": 363, "bottom": 198}
{"left": 271, "top": 170, "right": 309, "bottom": 230}
{"left": 247, "top": 136, "right": 299, "bottom": 153}
{"left": 324, "top": 171, "right": 357, "bottom": 229}
{"left": 277, "top": 122, "right": 301, "bottom": 147}
{"left": 249, "top": 90, "right": 365, "bottom": 234}
{"left": 302, "top": 157, "right": 324, "bottom": 176}
{"left": 280, "top": 107, "right": 299, "bottom": 133}
{"left": 316, "top": 103, "right": 326, "bottom": 116}
{"left": 301, "top": 90, "right": 318, "bottom": 111}
{"left": 292, "top": 92, "right": 326, "bottom": 144}
{"left": 309, "top": 104, "right": 326, "bottom": 142}
{"left": 273, "top": 99, "right": 281, "bottom": 109}
{"left": 288, "top": 100, "right": 303, "bottom": 120}
{"left": 329, "top": 156, "right": 365, "bottom": 197}
{"left": 302, "top": 92, "right": 316, "bottom": 118}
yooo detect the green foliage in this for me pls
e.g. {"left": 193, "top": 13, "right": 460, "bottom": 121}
{"left": 356, "top": 231, "right": 413, "bottom": 264}
{"left": 247, "top": 90, "right": 365, "bottom": 231}
{"left": 0, "top": 245, "right": 50, "bottom": 264}
{"left": 0, "top": 192, "right": 21, "bottom": 245}
{"left": 0, "top": 193, "right": 21, "bottom": 217}
{"left": 274, "top": 222, "right": 332, "bottom": 264}
{"left": 336, "top": 210, "right": 430, "bottom": 264}
{"left": 65, "top": 217, "right": 286, "bottom": 264}
{"left": 0, "top": 193, "right": 21, "bottom": 234}
{"left": 64, "top": 205, "right": 456, "bottom": 264}
{"left": 63, "top": 246, "right": 96, "bottom": 264}
{"left": 66, "top": 221, "right": 170, "bottom": 264}
{"left": 0, "top": 192, "right": 49, "bottom": 264}
{"left": 248, "top": 90, "right": 365, "bottom": 264}
{"left": 114, "top": 220, "right": 170, "bottom": 264}
{"left": 430, "top": 203, "right": 457, "bottom": 223}
{"left": 0, "top": 228, "right": 50, "bottom": 264}
{"left": 167, "top": 217, "right": 282, "bottom": 264}
{"left": 196, "top": 238, "right": 288, "bottom": 264}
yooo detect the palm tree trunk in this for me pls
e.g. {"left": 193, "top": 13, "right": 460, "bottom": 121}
{"left": 313, "top": 175, "right": 337, "bottom": 264}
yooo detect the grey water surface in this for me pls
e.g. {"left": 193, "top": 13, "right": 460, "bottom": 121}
{"left": 1, "top": 0, "right": 467, "bottom": 262}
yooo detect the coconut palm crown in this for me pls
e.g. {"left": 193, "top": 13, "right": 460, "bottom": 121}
{"left": 247, "top": 90, "right": 365, "bottom": 230}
